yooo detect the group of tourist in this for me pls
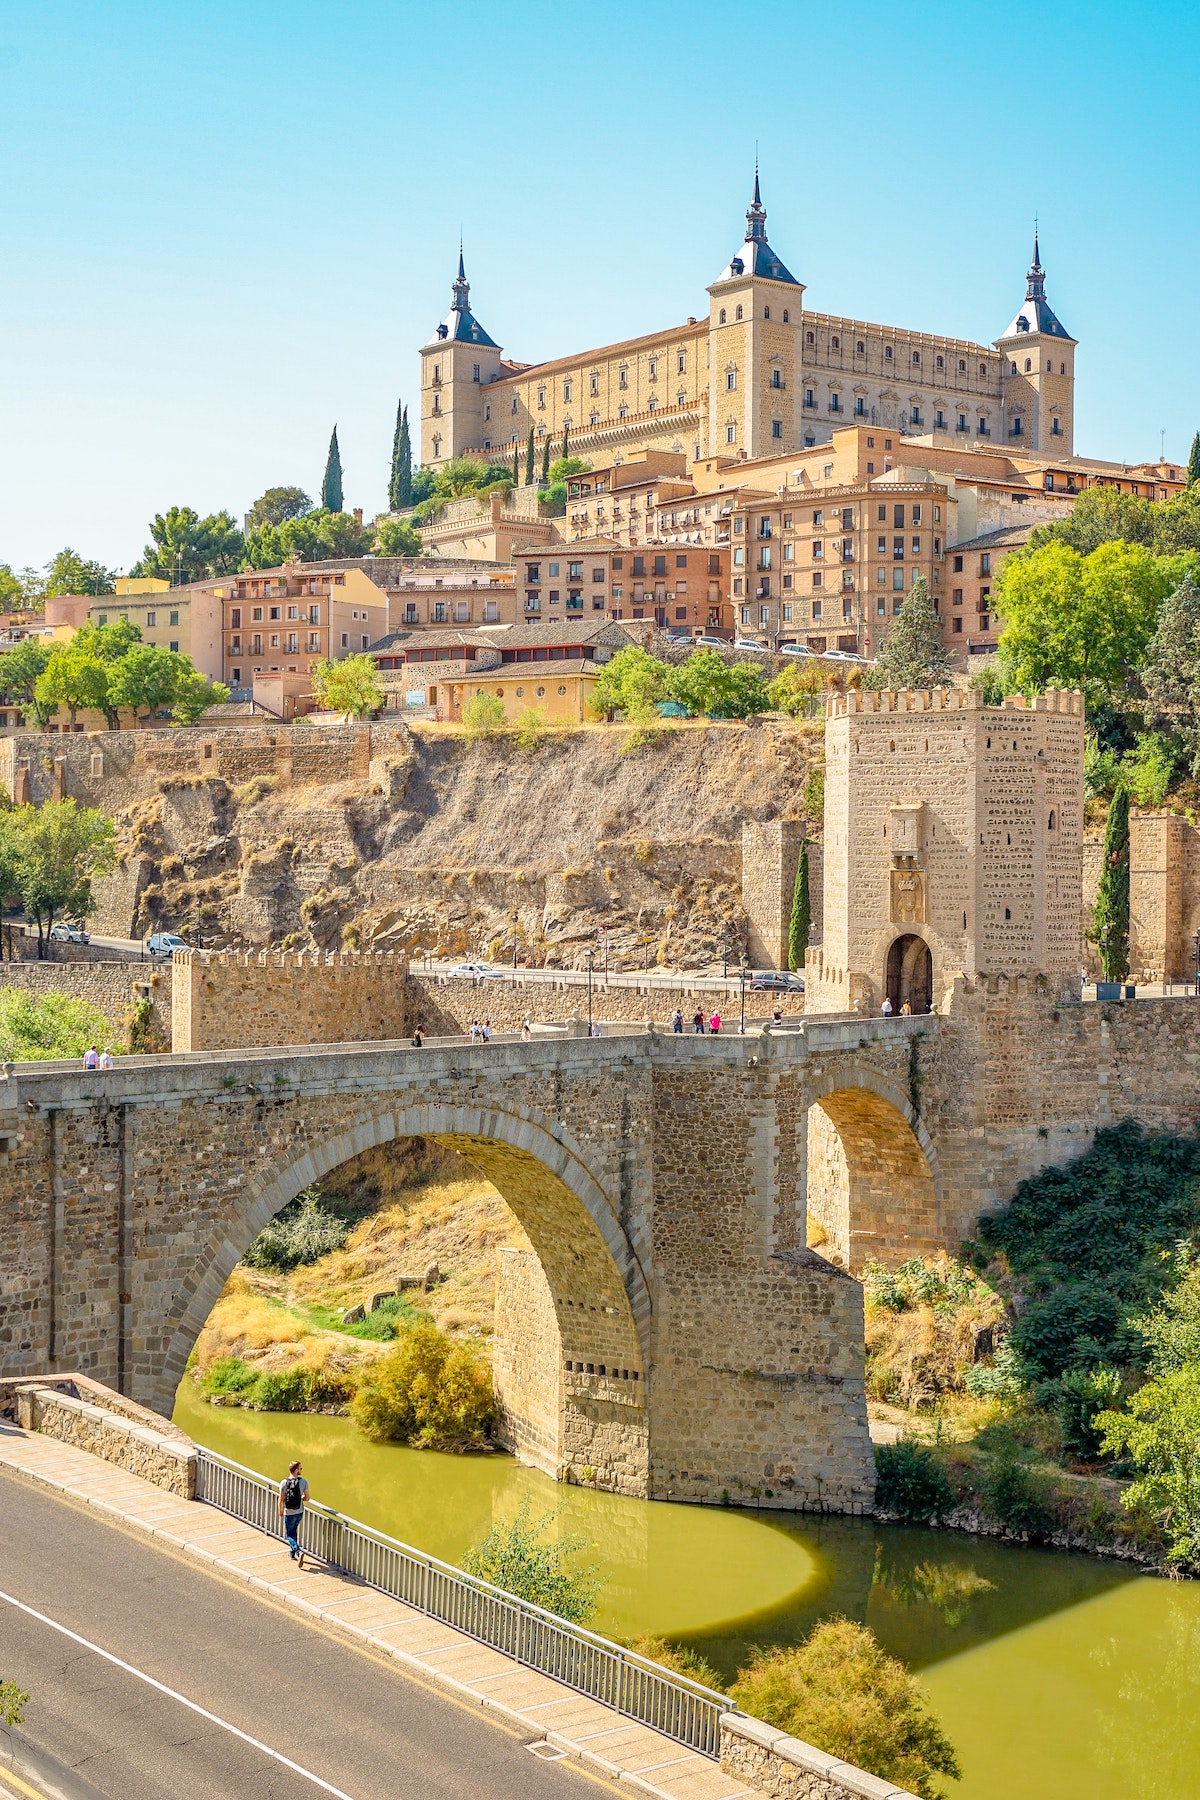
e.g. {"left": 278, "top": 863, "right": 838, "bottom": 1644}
{"left": 670, "top": 1007, "right": 723, "bottom": 1034}
{"left": 82, "top": 1045, "right": 116, "bottom": 1069}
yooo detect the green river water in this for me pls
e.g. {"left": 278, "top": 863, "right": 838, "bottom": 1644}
{"left": 175, "top": 1379, "right": 1199, "bottom": 1800}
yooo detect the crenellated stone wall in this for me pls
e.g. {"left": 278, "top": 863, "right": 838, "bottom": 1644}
{"left": 171, "top": 950, "right": 409, "bottom": 1053}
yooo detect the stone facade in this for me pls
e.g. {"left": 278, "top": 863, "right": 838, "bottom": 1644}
{"left": 0, "top": 959, "right": 170, "bottom": 1051}
{"left": 742, "top": 820, "right": 817, "bottom": 970}
{"left": 807, "top": 685, "right": 1084, "bottom": 1016}
{"left": 172, "top": 950, "right": 409, "bottom": 1053}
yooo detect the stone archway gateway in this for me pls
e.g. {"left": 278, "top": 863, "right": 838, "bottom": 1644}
{"left": 805, "top": 1072, "right": 940, "bottom": 1273}
{"left": 885, "top": 933, "right": 932, "bottom": 1015}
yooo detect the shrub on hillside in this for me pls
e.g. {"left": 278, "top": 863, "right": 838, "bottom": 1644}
{"left": 242, "top": 1187, "right": 353, "bottom": 1274}
{"left": 977, "top": 1436, "right": 1052, "bottom": 1535}
{"left": 199, "top": 1355, "right": 258, "bottom": 1401}
{"left": 729, "top": 1619, "right": 960, "bottom": 1800}
{"left": 874, "top": 1440, "right": 955, "bottom": 1521}
{"left": 0, "top": 988, "right": 113, "bottom": 1062}
{"left": 350, "top": 1317, "right": 495, "bottom": 1449}
{"left": 1053, "top": 1366, "right": 1125, "bottom": 1459}
{"left": 462, "top": 1499, "right": 604, "bottom": 1624}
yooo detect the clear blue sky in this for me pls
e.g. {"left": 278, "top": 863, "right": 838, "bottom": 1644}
{"left": 2, "top": 0, "right": 1198, "bottom": 573}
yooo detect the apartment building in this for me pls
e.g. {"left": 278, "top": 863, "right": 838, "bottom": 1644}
{"left": 209, "top": 564, "right": 387, "bottom": 689}
{"left": 90, "top": 577, "right": 224, "bottom": 678}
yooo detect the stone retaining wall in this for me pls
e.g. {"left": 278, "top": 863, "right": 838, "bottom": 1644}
{"left": 0, "top": 959, "right": 171, "bottom": 1050}
{"left": 15, "top": 1383, "right": 197, "bottom": 1498}
{"left": 172, "top": 949, "right": 409, "bottom": 1052}
{"left": 408, "top": 974, "right": 800, "bottom": 1036}
{"left": 720, "top": 1714, "right": 918, "bottom": 1800}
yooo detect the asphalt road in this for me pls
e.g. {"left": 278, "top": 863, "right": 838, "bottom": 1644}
{"left": 0, "top": 1469, "right": 617, "bottom": 1800}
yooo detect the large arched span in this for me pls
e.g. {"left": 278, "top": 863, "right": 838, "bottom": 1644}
{"left": 158, "top": 1101, "right": 651, "bottom": 1493}
{"left": 804, "top": 1069, "right": 940, "bottom": 1273}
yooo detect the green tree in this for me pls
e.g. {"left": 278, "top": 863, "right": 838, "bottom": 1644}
{"left": 350, "top": 1318, "right": 495, "bottom": 1449}
{"left": 767, "top": 661, "right": 825, "bottom": 717}
{"left": 388, "top": 400, "right": 413, "bottom": 514}
{"left": 72, "top": 618, "right": 145, "bottom": 728}
{"left": 105, "top": 644, "right": 186, "bottom": 725}
{"left": 1092, "top": 783, "right": 1130, "bottom": 981}
{"left": 245, "top": 487, "right": 312, "bottom": 532}
{"left": 993, "top": 540, "right": 1174, "bottom": 700}
{"left": 35, "top": 642, "right": 109, "bottom": 730}
{"left": 410, "top": 468, "right": 437, "bottom": 506}
{"left": 788, "top": 840, "right": 811, "bottom": 971}
{"left": 322, "top": 427, "right": 344, "bottom": 513}
{"left": 1188, "top": 433, "right": 1200, "bottom": 488}
{"left": 541, "top": 436, "right": 550, "bottom": 484}
{"left": 1098, "top": 1366, "right": 1200, "bottom": 1569}
{"left": 561, "top": 424, "right": 569, "bottom": 463}
{"left": 172, "top": 668, "right": 230, "bottom": 725}
{"left": 668, "top": 650, "right": 770, "bottom": 718}
{"left": 243, "top": 508, "right": 373, "bottom": 568}
{"left": 10, "top": 799, "right": 117, "bottom": 955}
{"left": 0, "top": 989, "right": 114, "bottom": 1060}
{"left": 0, "top": 639, "right": 54, "bottom": 725}
{"left": 730, "top": 1619, "right": 960, "bottom": 1800}
{"left": 590, "top": 647, "right": 671, "bottom": 722}
{"left": 0, "top": 565, "right": 23, "bottom": 610}
{"left": 1141, "top": 573, "right": 1200, "bottom": 772}
{"left": 311, "top": 654, "right": 384, "bottom": 720}
{"left": 548, "top": 456, "right": 590, "bottom": 484}
{"left": 462, "top": 691, "right": 507, "bottom": 737}
{"left": 1029, "top": 485, "right": 1159, "bottom": 556}
{"left": 373, "top": 517, "right": 423, "bottom": 557}
{"left": 132, "top": 505, "right": 244, "bottom": 583}
{"left": 525, "top": 426, "right": 535, "bottom": 487}
{"left": 512, "top": 443, "right": 520, "bottom": 483}
{"left": 862, "top": 576, "right": 954, "bottom": 691}
{"left": 44, "top": 547, "right": 116, "bottom": 596}
{"left": 462, "top": 1500, "right": 604, "bottom": 1624}
{"left": 1131, "top": 1255, "right": 1200, "bottom": 1374}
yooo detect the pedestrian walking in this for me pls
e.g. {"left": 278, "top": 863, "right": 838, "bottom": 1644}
{"left": 692, "top": 1007, "right": 705, "bottom": 1034}
{"left": 482, "top": 1019, "right": 492, "bottom": 1042}
{"left": 671, "top": 1008, "right": 683, "bottom": 1033}
{"left": 278, "top": 1460, "right": 309, "bottom": 1568}
{"left": 709, "top": 1011, "right": 721, "bottom": 1034}
{"left": 881, "top": 996, "right": 893, "bottom": 1017}
{"left": 83, "top": 1045, "right": 99, "bottom": 1070}
{"left": 99, "top": 1045, "right": 115, "bottom": 1069}
{"left": 411, "top": 1025, "right": 425, "bottom": 1047}
{"left": 469, "top": 1020, "right": 481, "bottom": 1043}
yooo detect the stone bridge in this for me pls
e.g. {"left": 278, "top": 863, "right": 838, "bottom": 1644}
{"left": 3, "top": 985, "right": 1200, "bottom": 1510}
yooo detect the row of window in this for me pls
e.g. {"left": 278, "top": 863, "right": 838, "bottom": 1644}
{"left": 96, "top": 609, "right": 180, "bottom": 627}
{"left": 804, "top": 333, "right": 990, "bottom": 379}
{"left": 228, "top": 633, "right": 371, "bottom": 654}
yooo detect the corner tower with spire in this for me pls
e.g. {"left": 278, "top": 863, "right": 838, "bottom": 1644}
{"left": 995, "top": 231, "right": 1076, "bottom": 454}
{"left": 706, "top": 171, "right": 805, "bottom": 460}
{"left": 419, "top": 247, "right": 503, "bottom": 468}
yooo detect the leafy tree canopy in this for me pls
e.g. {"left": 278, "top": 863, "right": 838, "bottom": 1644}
{"left": 0, "top": 566, "right": 23, "bottom": 609}
{"left": 667, "top": 650, "right": 770, "bottom": 718}
{"left": 7, "top": 798, "right": 117, "bottom": 951}
{"left": 311, "top": 654, "right": 383, "bottom": 720}
{"left": 1029, "top": 480, "right": 1200, "bottom": 559}
{"left": 590, "top": 647, "right": 670, "bottom": 722}
{"left": 242, "top": 508, "right": 373, "bottom": 569}
{"left": 547, "top": 457, "right": 591, "bottom": 483}
{"left": 245, "top": 487, "right": 312, "bottom": 533}
{"left": 373, "top": 517, "right": 423, "bottom": 557}
{"left": 131, "top": 505, "right": 244, "bottom": 583}
{"left": 44, "top": 546, "right": 116, "bottom": 597}
{"left": 0, "top": 639, "right": 54, "bottom": 721}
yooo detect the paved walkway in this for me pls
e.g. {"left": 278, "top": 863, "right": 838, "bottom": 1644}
{"left": 0, "top": 1424, "right": 754, "bottom": 1800}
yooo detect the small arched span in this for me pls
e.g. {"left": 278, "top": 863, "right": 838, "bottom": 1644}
{"left": 805, "top": 1071, "right": 940, "bottom": 1273}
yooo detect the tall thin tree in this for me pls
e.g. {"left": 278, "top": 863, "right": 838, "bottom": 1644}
{"left": 388, "top": 400, "right": 411, "bottom": 513}
{"left": 541, "top": 435, "right": 550, "bottom": 485}
{"left": 561, "top": 424, "right": 569, "bottom": 464}
{"left": 512, "top": 442, "right": 520, "bottom": 482}
{"left": 1093, "top": 784, "right": 1131, "bottom": 983}
{"left": 788, "top": 840, "right": 811, "bottom": 972}
{"left": 322, "top": 427, "right": 344, "bottom": 513}
{"left": 525, "top": 427, "right": 535, "bottom": 488}
{"left": 1188, "top": 432, "right": 1200, "bottom": 489}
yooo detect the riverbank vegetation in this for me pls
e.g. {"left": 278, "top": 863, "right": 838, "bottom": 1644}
{"left": 0, "top": 988, "right": 115, "bottom": 1060}
{"left": 867, "top": 1120, "right": 1200, "bottom": 1567}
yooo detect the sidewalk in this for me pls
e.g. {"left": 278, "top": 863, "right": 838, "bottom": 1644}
{"left": 0, "top": 1421, "right": 754, "bottom": 1800}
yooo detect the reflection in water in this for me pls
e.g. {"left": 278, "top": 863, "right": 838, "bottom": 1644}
{"left": 177, "top": 1383, "right": 1199, "bottom": 1800}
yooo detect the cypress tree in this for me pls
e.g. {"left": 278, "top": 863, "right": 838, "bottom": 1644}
{"left": 388, "top": 402, "right": 412, "bottom": 512}
{"left": 512, "top": 443, "right": 520, "bottom": 482}
{"left": 862, "top": 575, "right": 955, "bottom": 691}
{"left": 1188, "top": 432, "right": 1200, "bottom": 488}
{"left": 788, "top": 840, "right": 811, "bottom": 972}
{"left": 541, "top": 436, "right": 550, "bottom": 485}
{"left": 561, "top": 424, "right": 569, "bottom": 463}
{"left": 1093, "top": 784, "right": 1130, "bottom": 982}
{"left": 525, "top": 427, "right": 535, "bottom": 487}
{"left": 322, "top": 426, "right": 344, "bottom": 513}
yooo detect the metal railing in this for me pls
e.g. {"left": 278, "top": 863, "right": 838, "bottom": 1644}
{"left": 194, "top": 1447, "right": 734, "bottom": 1756}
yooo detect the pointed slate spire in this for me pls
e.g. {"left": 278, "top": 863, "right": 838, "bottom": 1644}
{"left": 745, "top": 165, "right": 767, "bottom": 243}
{"left": 452, "top": 241, "right": 470, "bottom": 312}
{"left": 1026, "top": 224, "right": 1046, "bottom": 301}
{"left": 997, "top": 226, "right": 1074, "bottom": 342}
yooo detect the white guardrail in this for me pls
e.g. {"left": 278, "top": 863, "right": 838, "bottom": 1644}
{"left": 194, "top": 1447, "right": 734, "bottom": 1756}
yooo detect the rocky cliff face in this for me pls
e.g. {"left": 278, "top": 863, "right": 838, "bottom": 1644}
{"left": 104, "top": 720, "right": 821, "bottom": 971}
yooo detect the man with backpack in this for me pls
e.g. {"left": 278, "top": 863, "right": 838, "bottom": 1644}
{"left": 278, "top": 1461, "right": 309, "bottom": 1567}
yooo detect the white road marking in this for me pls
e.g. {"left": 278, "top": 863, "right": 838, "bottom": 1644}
{"left": 0, "top": 1587, "right": 360, "bottom": 1799}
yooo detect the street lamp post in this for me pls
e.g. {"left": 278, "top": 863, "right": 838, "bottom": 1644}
{"left": 739, "top": 956, "right": 749, "bottom": 1035}
{"left": 511, "top": 909, "right": 519, "bottom": 971}
{"left": 586, "top": 950, "right": 595, "bottom": 1036}
{"left": 1193, "top": 927, "right": 1200, "bottom": 997}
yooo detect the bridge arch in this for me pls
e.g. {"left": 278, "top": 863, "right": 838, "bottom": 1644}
{"left": 804, "top": 1064, "right": 940, "bottom": 1273}
{"left": 159, "top": 1100, "right": 652, "bottom": 1494}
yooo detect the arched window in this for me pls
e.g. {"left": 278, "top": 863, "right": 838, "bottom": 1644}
{"left": 935, "top": 354, "right": 944, "bottom": 368}
{"left": 1046, "top": 359, "right": 1053, "bottom": 372}
{"left": 782, "top": 309, "right": 789, "bottom": 321}
{"left": 763, "top": 305, "right": 770, "bottom": 319}
{"left": 979, "top": 362, "right": 987, "bottom": 377}
{"left": 1024, "top": 358, "right": 1032, "bottom": 373}
{"left": 958, "top": 358, "right": 966, "bottom": 372}
{"left": 719, "top": 309, "right": 726, "bottom": 324}
{"left": 735, "top": 304, "right": 743, "bottom": 320}
{"left": 831, "top": 335, "right": 840, "bottom": 349}
{"left": 806, "top": 330, "right": 815, "bottom": 344}
{"left": 912, "top": 350, "right": 921, "bottom": 364}
{"left": 1048, "top": 809, "right": 1057, "bottom": 831}
{"left": 857, "top": 340, "right": 865, "bottom": 354}
{"left": 1060, "top": 362, "right": 1066, "bottom": 375}
{"left": 885, "top": 346, "right": 894, "bottom": 360}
